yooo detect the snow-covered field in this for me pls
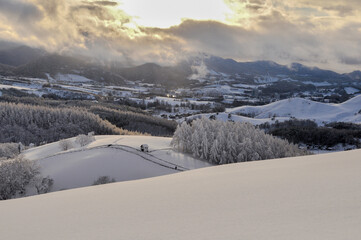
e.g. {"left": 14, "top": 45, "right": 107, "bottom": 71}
{"left": 23, "top": 135, "right": 212, "bottom": 193}
{"left": 344, "top": 87, "right": 360, "bottom": 95}
{"left": 139, "top": 96, "right": 212, "bottom": 107}
{"left": 53, "top": 74, "right": 94, "bottom": 83}
{"left": 0, "top": 84, "right": 33, "bottom": 90}
{"left": 1, "top": 149, "right": 360, "bottom": 239}
{"left": 57, "top": 84, "right": 100, "bottom": 95}
{"left": 302, "top": 81, "right": 334, "bottom": 87}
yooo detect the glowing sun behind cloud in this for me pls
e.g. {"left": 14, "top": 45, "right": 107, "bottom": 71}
{"left": 119, "top": 0, "right": 232, "bottom": 28}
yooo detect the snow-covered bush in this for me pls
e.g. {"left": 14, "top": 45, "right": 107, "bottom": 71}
{"left": 0, "top": 156, "right": 40, "bottom": 200}
{"left": 59, "top": 139, "right": 74, "bottom": 151}
{"left": 76, "top": 133, "right": 95, "bottom": 147}
{"left": 92, "top": 176, "right": 115, "bottom": 185}
{"left": 0, "top": 143, "right": 19, "bottom": 159}
{"left": 35, "top": 176, "right": 54, "bottom": 194}
{"left": 171, "top": 118, "right": 309, "bottom": 164}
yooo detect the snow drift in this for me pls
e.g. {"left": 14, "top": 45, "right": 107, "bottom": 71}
{"left": 1, "top": 149, "right": 360, "bottom": 239}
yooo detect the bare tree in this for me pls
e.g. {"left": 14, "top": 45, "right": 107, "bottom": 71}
{"left": 92, "top": 176, "right": 115, "bottom": 185}
{"left": 76, "top": 134, "right": 95, "bottom": 147}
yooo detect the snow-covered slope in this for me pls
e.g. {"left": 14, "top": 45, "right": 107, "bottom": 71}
{"left": 1, "top": 149, "right": 361, "bottom": 239}
{"left": 23, "top": 135, "right": 212, "bottom": 193}
{"left": 227, "top": 95, "right": 361, "bottom": 124}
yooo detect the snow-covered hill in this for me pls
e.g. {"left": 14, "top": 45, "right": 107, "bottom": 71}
{"left": 224, "top": 95, "right": 361, "bottom": 125}
{"left": 1, "top": 149, "right": 360, "bottom": 239}
{"left": 23, "top": 135, "right": 212, "bottom": 193}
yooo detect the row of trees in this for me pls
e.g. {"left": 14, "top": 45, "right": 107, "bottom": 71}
{"left": 59, "top": 133, "right": 96, "bottom": 150}
{"left": 0, "top": 102, "right": 128, "bottom": 145}
{"left": 171, "top": 118, "right": 309, "bottom": 164}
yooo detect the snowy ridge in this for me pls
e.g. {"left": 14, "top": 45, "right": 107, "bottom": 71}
{"left": 1, "top": 149, "right": 361, "bottom": 239}
{"left": 226, "top": 95, "right": 361, "bottom": 124}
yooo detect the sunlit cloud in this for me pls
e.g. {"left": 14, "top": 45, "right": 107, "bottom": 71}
{"left": 119, "top": 0, "right": 232, "bottom": 28}
{"left": 0, "top": 0, "right": 360, "bottom": 72}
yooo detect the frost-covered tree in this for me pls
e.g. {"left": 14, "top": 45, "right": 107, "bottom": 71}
{"left": 171, "top": 121, "right": 193, "bottom": 152}
{"left": 0, "top": 156, "right": 40, "bottom": 200}
{"left": 0, "top": 143, "right": 19, "bottom": 159}
{"left": 171, "top": 118, "right": 309, "bottom": 164}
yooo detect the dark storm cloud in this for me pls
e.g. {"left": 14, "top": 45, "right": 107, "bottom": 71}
{"left": 0, "top": 0, "right": 43, "bottom": 22}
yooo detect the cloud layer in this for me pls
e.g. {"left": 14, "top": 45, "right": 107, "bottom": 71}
{"left": 0, "top": 0, "right": 360, "bottom": 72}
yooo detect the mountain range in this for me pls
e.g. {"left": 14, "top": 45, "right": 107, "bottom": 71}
{"left": 0, "top": 42, "right": 360, "bottom": 87}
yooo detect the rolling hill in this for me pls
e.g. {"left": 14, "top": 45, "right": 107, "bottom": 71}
{"left": 226, "top": 95, "right": 361, "bottom": 125}
{"left": 23, "top": 135, "right": 212, "bottom": 194}
{"left": 1, "top": 148, "right": 360, "bottom": 239}
{"left": 188, "top": 95, "right": 361, "bottom": 126}
{"left": 14, "top": 54, "right": 126, "bottom": 85}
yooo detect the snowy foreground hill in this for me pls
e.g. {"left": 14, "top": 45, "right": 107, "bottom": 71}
{"left": 192, "top": 95, "right": 361, "bottom": 125}
{"left": 23, "top": 135, "right": 212, "bottom": 194}
{"left": 1, "top": 149, "right": 360, "bottom": 239}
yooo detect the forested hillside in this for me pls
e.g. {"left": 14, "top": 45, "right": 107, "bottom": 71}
{"left": 0, "top": 102, "right": 126, "bottom": 145}
{"left": 0, "top": 95, "right": 177, "bottom": 136}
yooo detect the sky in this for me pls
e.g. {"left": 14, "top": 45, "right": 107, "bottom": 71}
{"left": 0, "top": 0, "right": 360, "bottom": 72}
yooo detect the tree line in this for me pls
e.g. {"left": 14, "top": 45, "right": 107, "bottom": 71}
{"left": 260, "top": 119, "right": 361, "bottom": 148}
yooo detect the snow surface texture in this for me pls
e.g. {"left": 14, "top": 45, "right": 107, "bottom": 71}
{"left": 23, "top": 135, "right": 212, "bottom": 193}
{"left": 1, "top": 149, "right": 360, "bottom": 239}
{"left": 221, "top": 95, "right": 361, "bottom": 125}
